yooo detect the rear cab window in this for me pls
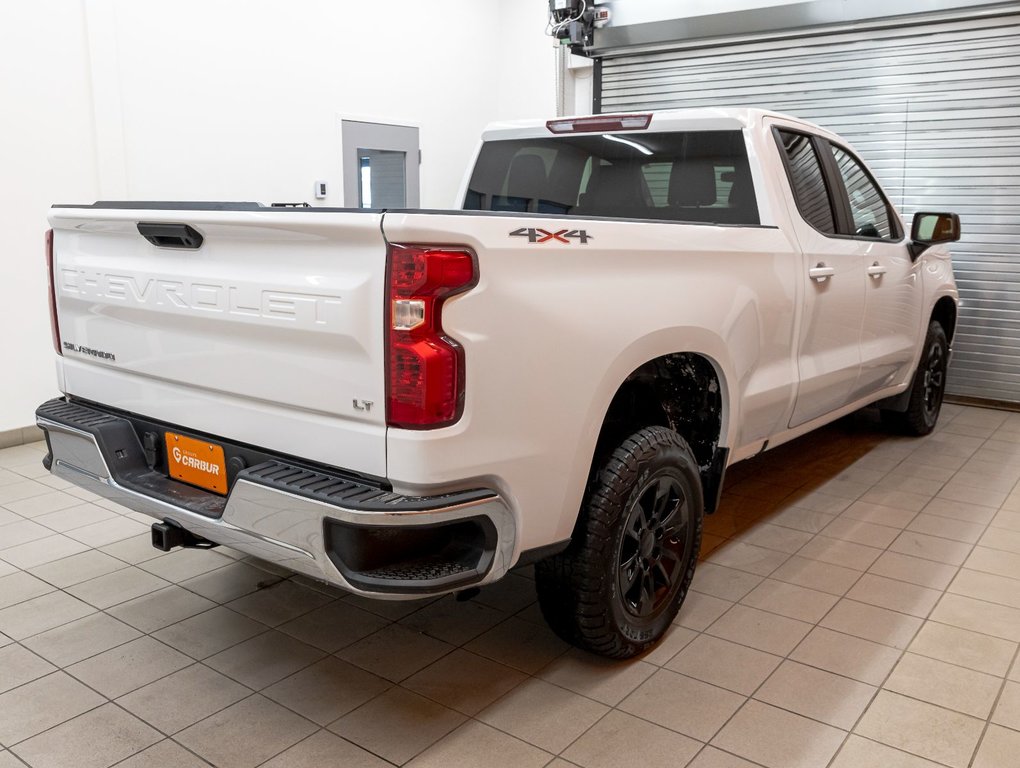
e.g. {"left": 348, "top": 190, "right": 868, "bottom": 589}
{"left": 463, "top": 130, "right": 760, "bottom": 225}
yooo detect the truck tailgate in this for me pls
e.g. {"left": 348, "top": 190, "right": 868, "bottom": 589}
{"left": 48, "top": 207, "right": 388, "bottom": 478}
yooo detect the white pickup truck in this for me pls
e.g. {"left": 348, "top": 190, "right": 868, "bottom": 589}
{"left": 38, "top": 108, "right": 960, "bottom": 657}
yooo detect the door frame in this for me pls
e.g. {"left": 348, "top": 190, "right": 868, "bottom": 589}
{"left": 337, "top": 113, "right": 421, "bottom": 208}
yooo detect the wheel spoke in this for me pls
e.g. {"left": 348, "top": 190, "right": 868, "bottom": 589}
{"left": 659, "top": 547, "right": 682, "bottom": 568}
{"left": 638, "top": 572, "right": 655, "bottom": 615}
{"left": 654, "top": 559, "right": 672, "bottom": 587}
{"left": 663, "top": 521, "right": 687, "bottom": 544}
{"left": 661, "top": 499, "right": 688, "bottom": 539}
{"left": 636, "top": 487, "right": 656, "bottom": 528}
{"left": 652, "top": 478, "right": 673, "bottom": 519}
{"left": 622, "top": 561, "right": 641, "bottom": 595}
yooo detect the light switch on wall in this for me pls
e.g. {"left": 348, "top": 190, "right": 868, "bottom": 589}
{"left": 314, "top": 180, "right": 327, "bottom": 199}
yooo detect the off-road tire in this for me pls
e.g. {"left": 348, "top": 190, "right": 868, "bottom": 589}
{"left": 882, "top": 321, "right": 949, "bottom": 436}
{"left": 535, "top": 426, "right": 703, "bottom": 658}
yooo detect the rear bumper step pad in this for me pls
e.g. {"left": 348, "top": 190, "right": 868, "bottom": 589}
{"left": 35, "top": 398, "right": 515, "bottom": 596}
{"left": 35, "top": 397, "right": 492, "bottom": 517}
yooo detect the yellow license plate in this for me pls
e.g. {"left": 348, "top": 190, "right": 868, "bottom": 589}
{"left": 165, "top": 432, "right": 228, "bottom": 495}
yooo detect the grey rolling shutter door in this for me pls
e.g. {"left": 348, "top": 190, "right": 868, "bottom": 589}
{"left": 599, "top": 11, "right": 1020, "bottom": 403}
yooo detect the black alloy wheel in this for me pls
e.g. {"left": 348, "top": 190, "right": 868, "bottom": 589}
{"left": 921, "top": 336, "right": 947, "bottom": 423}
{"left": 883, "top": 320, "right": 949, "bottom": 436}
{"left": 535, "top": 426, "right": 703, "bottom": 658}
{"left": 617, "top": 472, "right": 690, "bottom": 619}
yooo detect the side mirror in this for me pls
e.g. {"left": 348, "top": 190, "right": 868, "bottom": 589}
{"left": 909, "top": 212, "right": 960, "bottom": 259}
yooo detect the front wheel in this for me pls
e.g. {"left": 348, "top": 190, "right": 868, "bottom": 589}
{"left": 883, "top": 320, "right": 949, "bottom": 436}
{"left": 535, "top": 426, "right": 703, "bottom": 658}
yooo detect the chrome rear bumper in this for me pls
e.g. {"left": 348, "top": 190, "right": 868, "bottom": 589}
{"left": 37, "top": 399, "right": 516, "bottom": 598}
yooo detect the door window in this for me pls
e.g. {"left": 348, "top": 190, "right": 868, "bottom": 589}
{"left": 357, "top": 149, "right": 407, "bottom": 208}
{"left": 829, "top": 145, "right": 897, "bottom": 239}
{"left": 776, "top": 130, "right": 836, "bottom": 234}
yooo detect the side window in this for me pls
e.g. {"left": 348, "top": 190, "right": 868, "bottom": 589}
{"left": 829, "top": 145, "right": 896, "bottom": 239}
{"left": 776, "top": 130, "right": 836, "bottom": 235}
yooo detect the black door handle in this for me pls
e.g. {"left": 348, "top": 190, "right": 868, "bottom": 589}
{"left": 137, "top": 222, "right": 204, "bottom": 249}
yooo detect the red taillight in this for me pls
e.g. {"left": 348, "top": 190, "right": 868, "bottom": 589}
{"left": 386, "top": 244, "right": 476, "bottom": 429}
{"left": 546, "top": 114, "right": 652, "bottom": 134}
{"left": 45, "top": 229, "right": 62, "bottom": 356}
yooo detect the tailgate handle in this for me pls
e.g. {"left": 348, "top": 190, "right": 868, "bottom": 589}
{"left": 137, "top": 222, "right": 204, "bottom": 249}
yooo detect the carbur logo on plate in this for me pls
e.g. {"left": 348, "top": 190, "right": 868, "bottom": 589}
{"left": 165, "top": 433, "right": 228, "bottom": 494}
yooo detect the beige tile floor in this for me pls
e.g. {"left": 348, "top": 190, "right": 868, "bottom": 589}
{"left": 2, "top": 403, "right": 1020, "bottom": 767}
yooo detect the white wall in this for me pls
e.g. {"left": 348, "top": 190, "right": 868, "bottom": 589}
{"left": 567, "top": 54, "right": 596, "bottom": 116}
{"left": 0, "top": 1, "right": 100, "bottom": 434}
{"left": 100, "top": 0, "right": 555, "bottom": 208}
{"left": 494, "top": 1, "right": 560, "bottom": 122}
{"left": 0, "top": 0, "right": 556, "bottom": 433}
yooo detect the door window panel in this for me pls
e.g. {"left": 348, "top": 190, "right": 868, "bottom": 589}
{"left": 830, "top": 145, "right": 894, "bottom": 239}
{"left": 777, "top": 130, "right": 836, "bottom": 234}
{"left": 357, "top": 149, "right": 407, "bottom": 208}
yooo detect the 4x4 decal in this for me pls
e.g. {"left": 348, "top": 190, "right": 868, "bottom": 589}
{"left": 510, "top": 227, "right": 592, "bottom": 244}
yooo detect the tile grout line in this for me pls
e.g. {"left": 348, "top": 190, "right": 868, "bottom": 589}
{"left": 695, "top": 412, "right": 991, "bottom": 766}
{"left": 3, "top": 580, "right": 460, "bottom": 767}
{"left": 6, "top": 414, "right": 1020, "bottom": 766}
{"left": 822, "top": 417, "right": 1015, "bottom": 768}
{"left": 684, "top": 432, "right": 939, "bottom": 768}
{"left": 1, "top": 560, "right": 413, "bottom": 762}
{"left": 720, "top": 519, "right": 889, "bottom": 765}
{"left": 965, "top": 643, "right": 1020, "bottom": 768}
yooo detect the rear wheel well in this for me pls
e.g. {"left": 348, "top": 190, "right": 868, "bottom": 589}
{"left": 932, "top": 296, "right": 957, "bottom": 343}
{"left": 593, "top": 353, "right": 726, "bottom": 511}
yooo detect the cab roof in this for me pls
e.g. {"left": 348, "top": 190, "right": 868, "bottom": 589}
{"left": 481, "top": 107, "right": 832, "bottom": 142}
